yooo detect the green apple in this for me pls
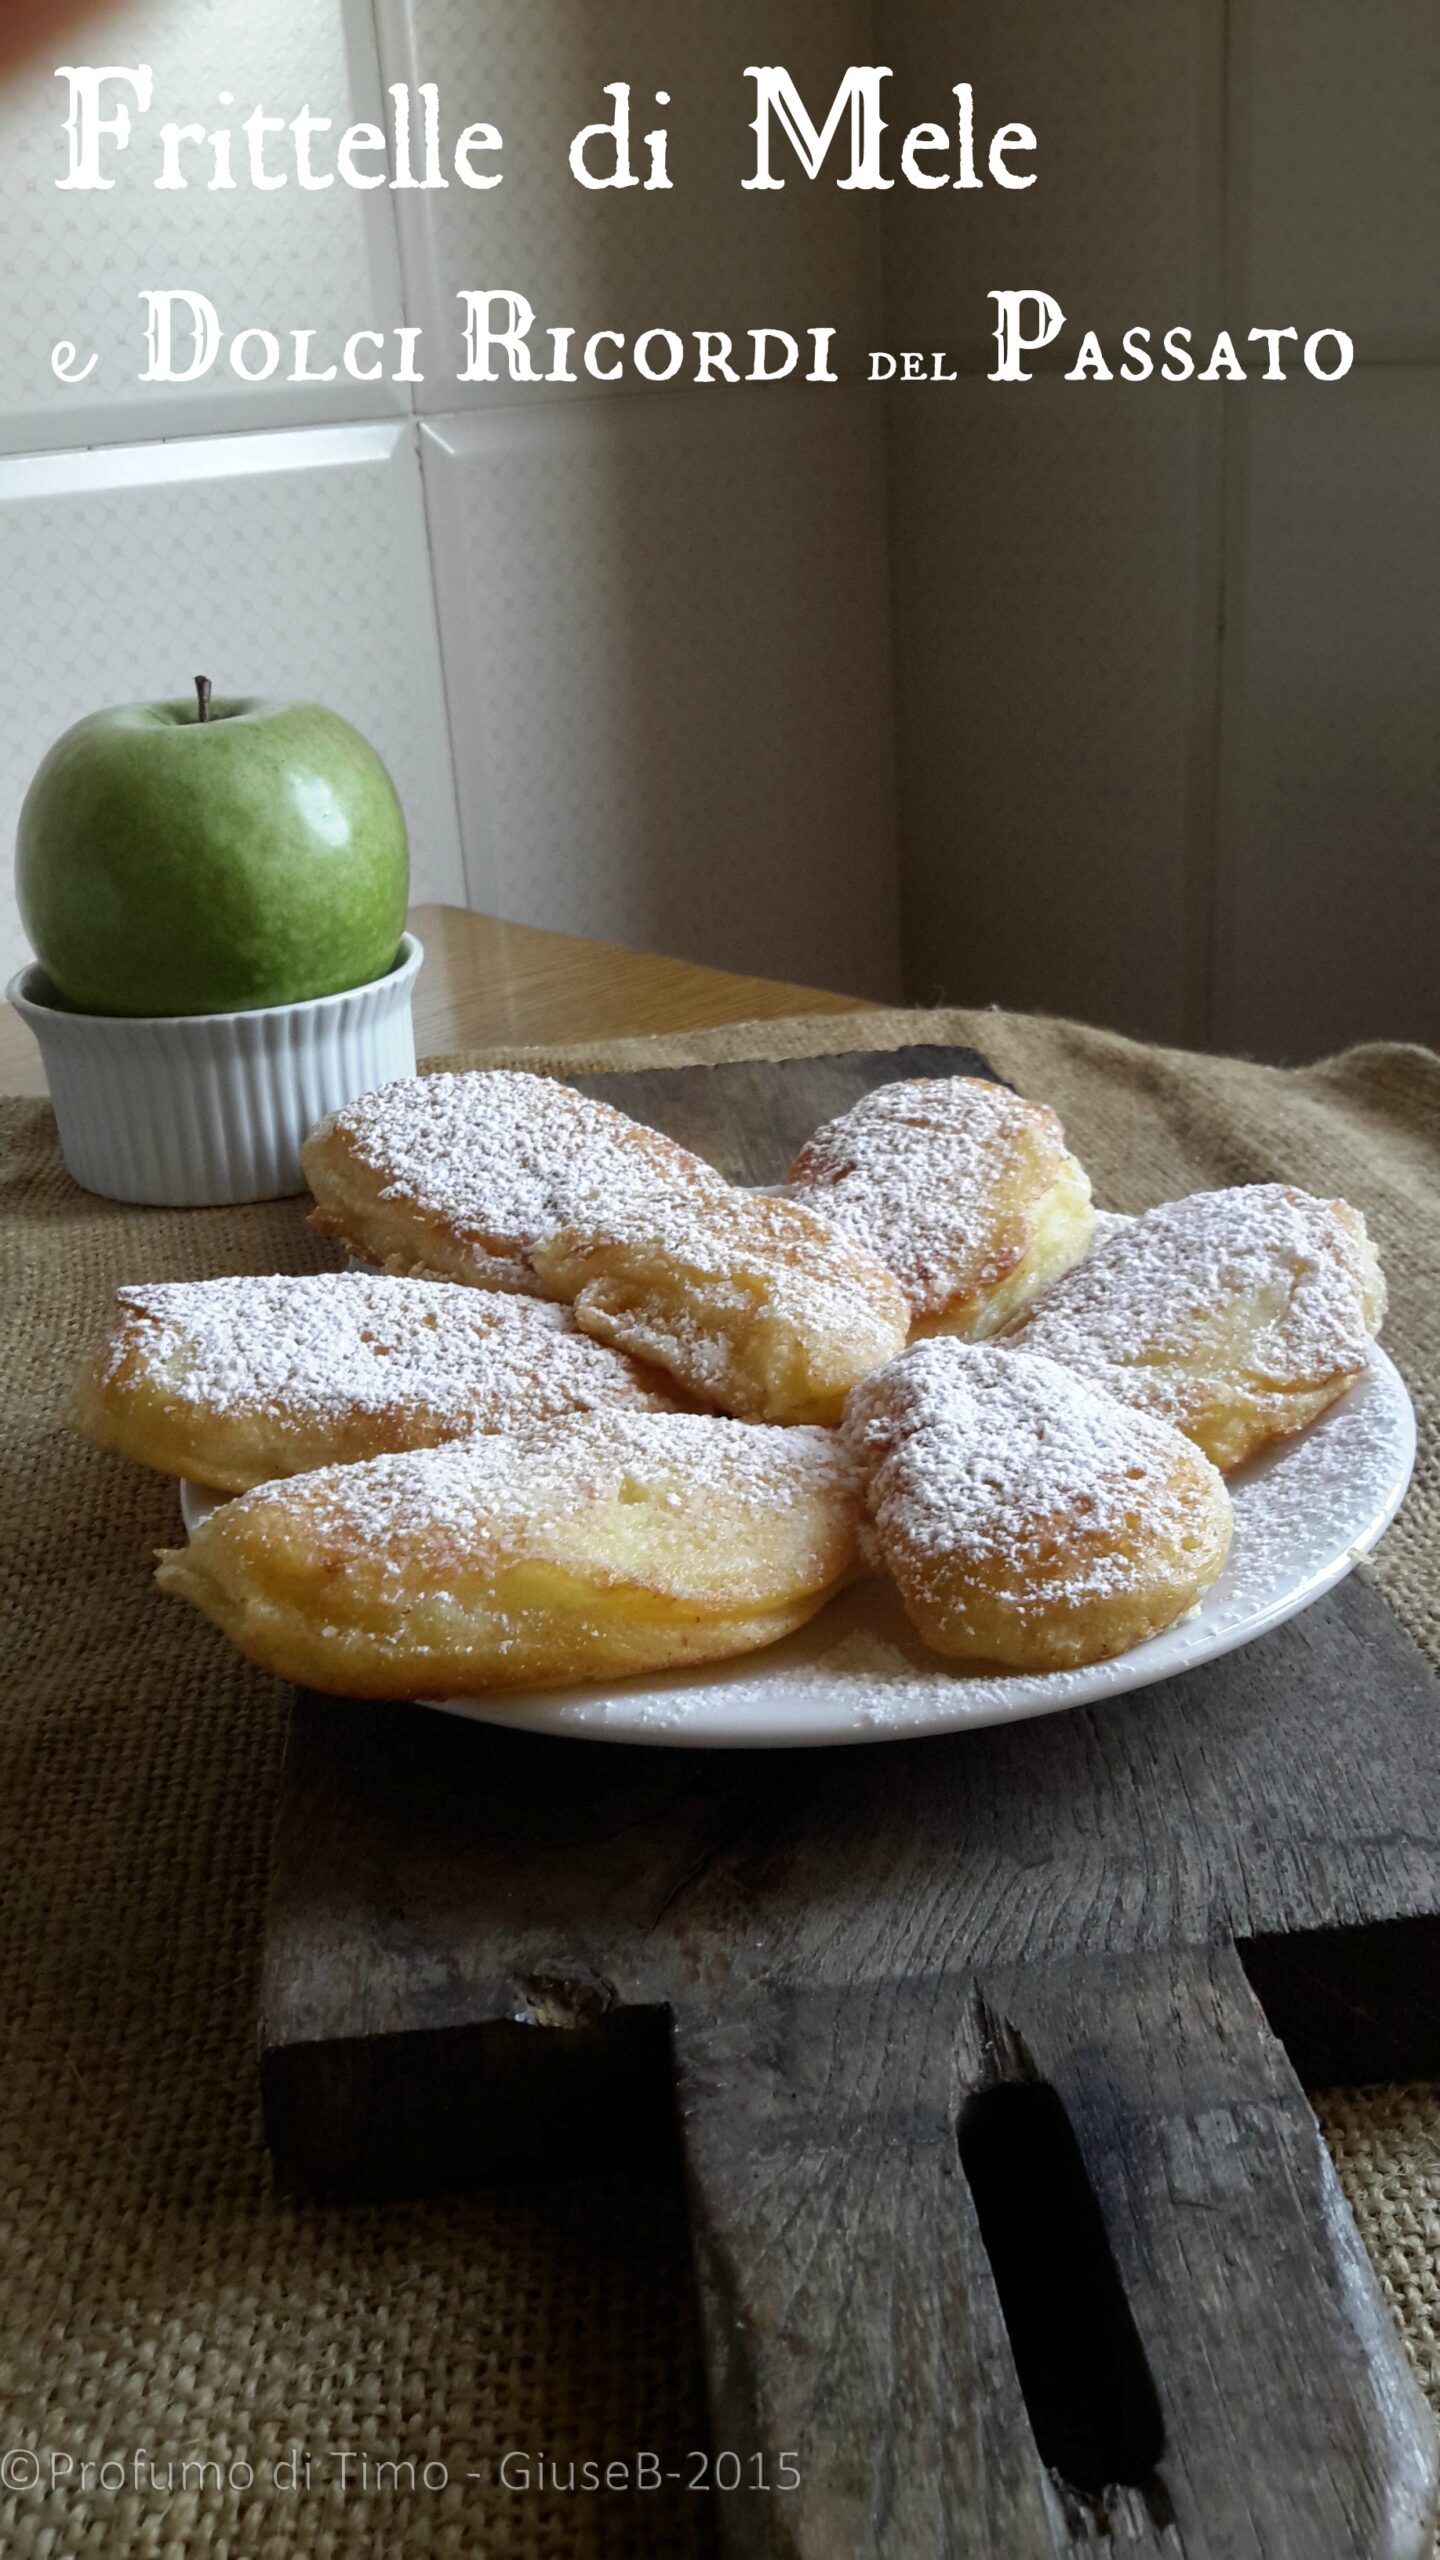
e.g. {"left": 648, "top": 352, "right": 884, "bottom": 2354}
{"left": 16, "top": 681, "right": 410, "bottom": 1015}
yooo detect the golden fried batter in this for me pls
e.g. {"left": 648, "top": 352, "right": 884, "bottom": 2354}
{"left": 532, "top": 1186, "right": 910, "bottom": 1426}
{"left": 787, "top": 1076, "right": 1095, "bottom": 1338}
{"left": 1008, "top": 1183, "right": 1386, "bottom": 1470}
{"left": 156, "top": 1411, "right": 863, "bottom": 1697}
{"left": 302, "top": 1068, "right": 725, "bottom": 1292}
{"left": 76, "top": 1272, "right": 678, "bottom": 1493}
{"left": 844, "top": 1340, "right": 1232, "bottom": 1671}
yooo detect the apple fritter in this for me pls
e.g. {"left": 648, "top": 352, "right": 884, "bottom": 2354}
{"left": 532, "top": 1185, "right": 911, "bottom": 1426}
{"left": 156, "top": 1411, "right": 864, "bottom": 1697}
{"left": 1007, "top": 1183, "right": 1385, "bottom": 1470}
{"left": 844, "top": 1339, "right": 1232, "bottom": 1672}
{"left": 77, "top": 1271, "right": 677, "bottom": 1492}
{"left": 787, "top": 1076, "right": 1096, "bottom": 1340}
{"left": 302, "top": 1068, "right": 727, "bottom": 1292}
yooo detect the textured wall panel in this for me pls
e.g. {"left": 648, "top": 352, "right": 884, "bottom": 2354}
{"left": 1212, "top": 374, "right": 1440, "bottom": 1061}
{"left": 0, "top": 0, "right": 406, "bottom": 454}
{"left": 420, "top": 391, "right": 901, "bottom": 994}
{"left": 0, "top": 424, "right": 464, "bottom": 984}
{"left": 878, "top": 0, "right": 1224, "bottom": 367}
{"left": 891, "top": 381, "right": 1217, "bottom": 1043}
{"left": 1235, "top": 0, "right": 1440, "bottom": 364}
{"left": 378, "top": 0, "right": 880, "bottom": 406}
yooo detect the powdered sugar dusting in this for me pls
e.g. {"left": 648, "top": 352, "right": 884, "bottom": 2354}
{"left": 545, "top": 1185, "right": 908, "bottom": 1381}
{"left": 1226, "top": 1348, "right": 1403, "bottom": 1575}
{"left": 788, "top": 1076, "right": 1069, "bottom": 1313}
{"left": 424, "top": 1351, "right": 1412, "bottom": 1740}
{"left": 315, "top": 1071, "right": 725, "bottom": 1274}
{"left": 1089, "top": 1210, "right": 1132, "bottom": 1248}
{"left": 844, "top": 1339, "right": 1225, "bottom": 1614}
{"left": 1012, "top": 1184, "right": 1383, "bottom": 1414}
{"left": 189, "top": 1351, "right": 1413, "bottom": 1743}
{"left": 107, "top": 1272, "right": 671, "bottom": 1428}
{"left": 240, "top": 1410, "right": 858, "bottom": 1556}
{"left": 808, "top": 1625, "right": 918, "bottom": 1682}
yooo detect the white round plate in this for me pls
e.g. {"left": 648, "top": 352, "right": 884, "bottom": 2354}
{"left": 180, "top": 1346, "right": 1414, "bottom": 1750}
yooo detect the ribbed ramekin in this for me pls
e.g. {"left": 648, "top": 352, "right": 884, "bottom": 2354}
{"left": 8, "top": 932, "right": 422, "bottom": 1206}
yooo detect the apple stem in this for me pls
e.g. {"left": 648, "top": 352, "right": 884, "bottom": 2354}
{"left": 194, "top": 674, "right": 212, "bottom": 725}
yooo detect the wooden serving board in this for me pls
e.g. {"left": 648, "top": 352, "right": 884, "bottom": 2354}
{"left": 260, "top": 1047, "right": 1440, "bottom": 2557}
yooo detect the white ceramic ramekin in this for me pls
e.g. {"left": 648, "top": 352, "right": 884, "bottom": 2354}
{"left": 8, "top": 932, "right": 422, "bottom": 1207}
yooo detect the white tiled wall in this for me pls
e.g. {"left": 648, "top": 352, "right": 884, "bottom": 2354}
{"left": 0, "top": 0, "right": 407, "bottom": 454}
{"left": 1234, "top": 0, "right": 1440, "bottom": 365}
{"left": 1212, "top": 375, "right": 1440, "bottom": 1059}
{"left": 421, "top": 390, "right": 899, "bottom": 987}
{"left": 376, "top": 0, "right": 881, "bottom": 409}
{"left": 3, "top": 0, "right": 1434, "bottom": 1048}
{"left": 0, "top": 425, "right": 466, "bottom": 968}
{"left": 890, "top": 383, "right": 1218, "bottom": 1043}
{"left": 880, "top": 0, "right": 1225, "bottom": 367}
{"left": 386, "top": 0, "right": 903, "bottom": 993}
{"left": 881, "top": 0, "right": 1440, "bottom": 1056}
{"left": 880, "top": 0, "right": 1227, "bottom": 1047}
{"left": 0, "top": 0, "right": 903, "bottom": 1004}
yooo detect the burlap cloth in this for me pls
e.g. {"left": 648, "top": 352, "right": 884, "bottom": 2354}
{"left": 2, "top": 1002, "right": 1437, "bottom": 2557}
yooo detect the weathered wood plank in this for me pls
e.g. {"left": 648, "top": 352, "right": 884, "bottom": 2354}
{"left": 263, "top": 1572, "right": 1440, "bottom": 2073}
{"left": 974, "top": 1942, "right": 1437, "bottom": 2559}
{"left": 566, "top": 1046, "right": 1008, "bottom": 1187}
{"left": 671, "top": 1946, "right": 1437, "bottom": 2558}
{"left": 673, "top": 1980, "right": 1062, "bottom": 2560}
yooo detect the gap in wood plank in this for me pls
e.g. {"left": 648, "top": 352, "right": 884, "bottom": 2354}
{"left": 1239, "top": 1916, "right": 1440, "bottom": 2091}
{"left": 260, "top": 2006, "right": 680, "bottom": 2199}
{"left": 957, "top": 2080, "right": 1169, "bottom": 2511}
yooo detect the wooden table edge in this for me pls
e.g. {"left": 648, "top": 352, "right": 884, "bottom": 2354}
{"left": 0, "top": 901, "right": 873, "bottom": 1100}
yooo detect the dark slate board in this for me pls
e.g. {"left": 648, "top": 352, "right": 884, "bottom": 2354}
{"left": 260, "top": 1047, "right": 1440, "bottom": 2558}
